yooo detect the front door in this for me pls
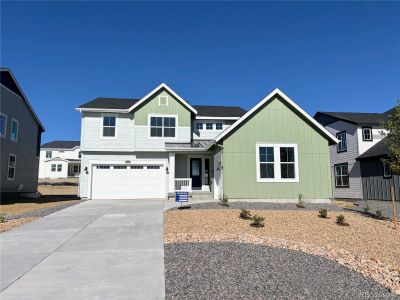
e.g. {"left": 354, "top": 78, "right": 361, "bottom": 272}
{"left": 190, "top": 158, "right": 202, "bottom": 188}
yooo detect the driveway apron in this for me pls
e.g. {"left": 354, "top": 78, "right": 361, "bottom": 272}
{"left": 0, "top": 199, "right": 165, "bottom": 300}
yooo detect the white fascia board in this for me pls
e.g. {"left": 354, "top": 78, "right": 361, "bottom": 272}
{"left": 128, "top": 83, "right": 197, "bottom": 115}
{"left": 195, "top": 116, "right": 240, "bottom": 120}
{"left": 214, "top": 88, "right": 339, "bottom": 144}
{"left": 75, "top": 107, "right": 129, "bottom": 113}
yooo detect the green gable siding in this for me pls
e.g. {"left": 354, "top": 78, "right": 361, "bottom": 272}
{"left": 222, "top": 96, "right": 332, "bottom": 200}
{"left": 134, "top": 89, "right": 191, "bottom": 127}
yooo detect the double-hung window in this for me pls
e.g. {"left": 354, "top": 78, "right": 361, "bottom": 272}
{"left": 10, "top": 119, "right": 19, "bottom": 141}
{"left": 51, "top": 164, "right": 56, "bottom": 172}
{"left": 336, "top": 131, "right": 347, "bottom": 153}
{"left": 383, "top": 162, "right": 392, "bottom": 178}
{"left": 102, "top": 115, "right": 116, "bottom": 137}
{"left": 0, "top": 113, "right": 6, "bottom": 138}
{"left": 195, "top": 123, "right": 203, "bottom": 130}
{"left": 57, "top": 164, "right": 62, "bottom": 172}
{"left": 256, "top": 144, "right": 298, "bottom": 182}
{"left": 362, "top": 127, "right": 373, "bottom": 141}
{"left": 150, "top": 116, "right": 176, "bottom": 138}
{"left": 334, "top": 163, "right": 349, "bottom": 188}
{"left": 7, "top": 154, "right": 16, "bottom": 180}
{"left": 46, "top": 151, "right": 52, "bottom": 158}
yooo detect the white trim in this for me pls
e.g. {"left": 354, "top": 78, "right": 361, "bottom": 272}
{"left": 215, "top": 88, "right": 338, "bottom": 144}
{"left": 7, "top": 153, "right": 17, "bottom": 181}
{"left": 76, "top": 107, "right": 129, "bottom": 113}
{"left": 255, "top": 143, "right": 299, "bottom": 183}
{"left": 100, "top": 113, "right": 118, "bottom": 139}
{"left": 147, "top": 114, "right": 178, "bottom": 140}
{"left": 41, "top": 146, "right": 80, "bottom": 151}
{"left": 158, "top": 95, "right": 168, "bottom": 107}
{"left": 0, "top": 113, "right": 7, "bottom": 138}
{"left": 195, "top": 116, "right": 240, "bottom": 120}
{"left": 10, "top": 118, "right": 19, "bottom": 142}
{"left": 128, "top": 83, "right": 197, "bottom": 114}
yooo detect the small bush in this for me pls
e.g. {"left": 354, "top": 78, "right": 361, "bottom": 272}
{"left": 240, "top": 209, "right": 252, "bottom": 220}
{"left": 0, "top": 215, "right": 5, "bottom": 223}
{"left": 363, "top": 203, "right": 370, "bottom": 213}
{"left": 319, "top": 208, "right": 328, "bottom": 218}
{"left": 296, "top": 193, "right": 305, "bottom": 208}
{"left": 336, "top": 214, "right": 346, "bottom": 225}
{"left": 219, "top": 194, "right": 229, "bottom": 207}
{"left": 376, "top": 210, "right": 383, "bottom": 219}
{"left": 250, "top": 215, "right": 265, "bottom": 228}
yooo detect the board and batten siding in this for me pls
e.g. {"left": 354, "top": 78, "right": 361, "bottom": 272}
{"left": 360, "top": 158, "right": 400, "bottom": 201}
{"left": 222, "top": 97, "right": 332, "bottom": 200}
{"left": 325, "top": 120, "right": 363, "bottom": 199}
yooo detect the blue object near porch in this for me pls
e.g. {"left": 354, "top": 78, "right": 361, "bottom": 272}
{"left": 175, "top": 192, "right": 189, "bottom": 202}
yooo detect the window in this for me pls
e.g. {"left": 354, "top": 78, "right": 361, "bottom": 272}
{"left": 216, "top": 123, "right": 223, "bottom": 130}
{"left": 150, "top": 116, "right": 176, "bottom": 138}
{"left": 113, "top": 165, "right": 127, "bottom": 169}
{"left": 46, "top": 151, "right": 52, "bottom": 158}
{"left": 131, "top": 165, "right": 144, "bottom": 169}
{"left": 78, "top": 152, "right": 81, "bottom": 158}
{"left": 57, "top": 164, "right": 62, "bottom": 172}
{"left": 159, "top": 96, "right": 168, "bottom": 106}
{"left": 383, "top": 162, "right": 392, "bottom": 178}
{"left": 7, "top": 154, "right": 16, "bottom": 180}
{"left": 51, "top": 164, "right": 56, "bottom": 172}
{"left": 96, "top": 165, "right": 110, "bottom": 169}
{"left": 102, "top": 115, "right": 116, "bottom": 137}
{"left": 362, "top": 127, "right": 373, "bottom": 141}
{"left": 334, "top": 163, "right": 349, "bottom": 188}
{"left": 0, "top": 113, "right": 6, "bottom": 138}
{"left": 336, "top": 131, "right": 347, "bottom": 153}
{"left": 206, "top": 123, "right": 213, "bottom": 130}
{"left": 73, "top": 165, "right": 80, "bottom": 173}
{"left": 10, "top": 119, "right": 19, "bottom": 141}
{"left": 147, "top": 165, "right": 160, "bottom": 169}
{"left": 256, "top": 144, "right": 298, "bottom": 182}
{"left": 195, "top": 123, "right": 203, "bottom": 130}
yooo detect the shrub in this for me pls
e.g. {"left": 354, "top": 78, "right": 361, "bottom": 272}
{"left": 296, "top": 193, "right": 305, "bottom": 208}
{"left": 319, "top": 208, "right": 328, "bottom": 218}
{"left": 219, "top": 194, "right": 229, "bottom": 207}
{"left": 240, "top": 209, "right": 252, "bottom": 220}
{"left": 336, "top": 214, "right": 346, "bottom": 225}
{"left": 0, "top": 215, "right": 5, "bottom": 223}
{"left": 363, "top": 203, "right": 370, "bottom": 213}
{"left": 376, "top": 210, "right": 383, "bottom": 219}
{"left": 250, "top": 215, "right": 265, "bottom": 228}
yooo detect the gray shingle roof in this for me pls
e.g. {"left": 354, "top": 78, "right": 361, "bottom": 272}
{"left": 357, "top": 138, "right": 389, "bottom": 160}
{"left": 193, "top": 105, "right": 246, "bottom": 118}
{"left": 41, "top": 140, "right": 80, "bottom": 149}
{"left": 78, "top": 98, "right": 139, "bottom": 110}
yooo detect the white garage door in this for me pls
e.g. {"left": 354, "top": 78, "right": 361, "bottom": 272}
{"left": 91, "top": 164, "right": 166, "bottom": 199}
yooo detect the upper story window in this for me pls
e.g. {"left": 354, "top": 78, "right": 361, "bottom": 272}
{"left": 206, "top": 123, "right": 213, "bottom": 130}
{"left": 334, "top": 163, "right": 349, "bottom": 188}
{"left": 362, "top": 127, "right": 373, "bottom": 141}
{"left": 102, "top": 115, "right": 116, "bottom": 137}
{"left": 78, "top": 152, "right": 81, "bottom": 158}
{"left": 57, "top": 164, "right": 62, "bottom": 172}
{"left": 51, "top": 164, "right": 56, "bottom": 172}
{"left": 216, "top": 123, "right": 223, "bottom": 130}
{"left": 10, "top": 119, "right": 19, "bottom": 142}
{"left": 7, "top": 154, "right": 16, "bottom": 180}
{"left": 150, "top": 116, "right": 176, "bottom": 138}
{"left": 46, "top": 151, "right": 52, "bottom": 158}
{"left": 256, "top": 144, "right": 298, "bottom": 182}
{"left": 336, "top": 131, "right": 347, "bottom": 153}
{"left": 159, "top": 96, "right": 168, "bottom": 106}
{"left": 0, "top": 113, "right": 7, "bottom": 138}
{"left": 383, "top": 162, "right": 392, "bottom": 178}
{"left": 195, "top": 123, "right": 203, "bottom": 130}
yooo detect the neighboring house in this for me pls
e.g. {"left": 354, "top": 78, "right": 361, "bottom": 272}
{"left": 0, "top": 68, "right": 45, "bottom": 196}
{"left": 315, "top": 109, "right": 394, "bottom": 199}
{"left": 39, "top": 141, "right": 81, "bottom": 179}
{"left": 76, "top": 83, "right": 337, "bottom": 201}
{"left": 356, "top": 139, "right": 399, "bottom": 201}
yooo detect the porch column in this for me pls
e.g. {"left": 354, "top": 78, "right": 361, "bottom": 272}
{"left": 168, "top": 152, "right": 175, "bottom": 193}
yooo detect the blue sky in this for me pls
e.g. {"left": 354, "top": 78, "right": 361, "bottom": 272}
{"left": 1, "top": 1, "right": 399, "bottom": 143}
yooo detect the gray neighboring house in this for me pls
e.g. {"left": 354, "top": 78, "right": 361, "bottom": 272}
{"left": 315, "top": 108, "right": 394, "bottom": 200}
{"left": 357, "top": 138, "right": 400, "bottom": 201}
{"left": 0, "top": 68, "right": 45, "bottom": 197}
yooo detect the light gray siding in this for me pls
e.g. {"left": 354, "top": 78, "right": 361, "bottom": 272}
{"left": 0, "top": 85, "right": 41, "bottom": 193}
{"left": 134, "top": 126, "right": 191, "bottom": 150}
{"left": 325, "top": 120, "right": 363, "bottom": 199}
{"left": 192, "top": 120, "right": 233, "bottom": 140}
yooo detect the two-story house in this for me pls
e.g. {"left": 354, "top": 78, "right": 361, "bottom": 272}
{"left": 39, "top": 141, "right": 81, "bottom": 179}
{"left": 0, "top": 68, "right": 45, "bottom": 197}
{"left": 77, "top": 83, "right": 337, "bottom": 201}
{"left": 315, "top": 109, "right": 394, "bottom": 199}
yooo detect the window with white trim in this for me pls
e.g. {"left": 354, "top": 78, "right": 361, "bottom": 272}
{"left": 195, "top": 123, "right": 203, "bottom": 130}
{"left": 256, "top": 144, "right": 298, "bottom": 182}
{"left": 334, "top": 163, "right": 349, "bottom": 188}
{"left": 336, "top": 131, "right": 347, "bottom": 152}
{"left": 51, "top": 164, "right": 56, "bottom": 172}
{"left": 383, "top": 162, "right": 391, "bottom": 178}
{"left": 216, "top": 123, "right": 223, "bottom": 130}
{"left": 0, "top": 113, "right": 6, "bottom": 138}
{"left": 7, "top": 154, "right": 16, "bottom": 180}
{"left": 10, "top": 119, "right": 19, "bottom": 141}
{"left": 102, "top": 115, "right": 116, "bottom": 137}
{"left": 150, "top": 116, "right": 176, "bottom": 137}
{"left": 46, "top": 151, "right": 52, "bottom": 158}
{"left": 159, "top": 96, "right": 168, "bottom": 106}
{"left": 362, "top": 127, "right": 372, "bottom": 141}
{"left": 57, "top": 164, "right": 62, "bottom": 172}
{"left": 206, "top": 123, "right": 213, "bottom": 130}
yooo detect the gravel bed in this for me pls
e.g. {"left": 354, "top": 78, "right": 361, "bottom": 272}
{"left": 4, "top": 200, "right": 84, "bottom": 220}
{"left": 165, "top": 242, "right": 398, "bottom": 299}
{"left": 342, "top": 200, "right": 400, "bottom": 221}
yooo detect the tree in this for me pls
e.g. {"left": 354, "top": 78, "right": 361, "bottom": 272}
{"left": 383, "top": 101, "right": 400, "bottom": 174}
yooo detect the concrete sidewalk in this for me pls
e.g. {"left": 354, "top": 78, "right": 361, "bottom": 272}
{"left": 0, "top": 199, "right": 165, "bottom": 299}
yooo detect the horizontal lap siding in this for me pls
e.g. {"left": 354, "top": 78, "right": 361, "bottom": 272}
{"left": 223, "top": 97, "right": 331, "bottom": 200}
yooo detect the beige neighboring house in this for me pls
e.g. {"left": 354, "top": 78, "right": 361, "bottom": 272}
{"left": 39, "top": 141, "right": 81, "bottom": 179}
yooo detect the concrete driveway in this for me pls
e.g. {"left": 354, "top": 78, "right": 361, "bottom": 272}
{"left": 0, "top": 199, "right": 165, "bottom": 299}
